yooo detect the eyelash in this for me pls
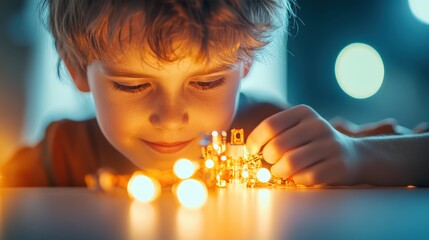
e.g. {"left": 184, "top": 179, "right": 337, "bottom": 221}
{"left": 190, "top": 78, "right": 225, "bottom": 91}
{"left": 112, "top": 82, "right": 151, "bottom": 93}
{"left": 112, "top": 78, "right": 225, "bottom": 93}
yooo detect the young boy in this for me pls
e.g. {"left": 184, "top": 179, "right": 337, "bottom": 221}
{"left": 2, "top": 0, "right": 429, "bottom": 188}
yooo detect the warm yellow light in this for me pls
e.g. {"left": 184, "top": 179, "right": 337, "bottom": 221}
{"left": 213, "top": 144, "right": 220, "bottom": 151}
{"left": 173, "top": 158, "right": 196, "bottom": 179}
{"left": 98, "top": 168, "right": 116, "bottom": 192}
{"left": 127, "top": 172, "right": 161, "bottom": 203}
{"left": 241, "top": 171, "right": 249, "bottom": 178}
{"left": 129, "top": 201, "right": 157, "bottom": 239}
{"left": 220, "top": 155, "right": 227, "bottom": 161}
{"left": 176, "top": 179, "right": 208, "bottom": 209}
{"left": 256, "top": 168, "right": 271, "bottom": 183}
{"left": 176, "top": 207, "right": 203, "bottom": 239}
{"left": 205, "top": 159, "right": 214, "bottom": 169}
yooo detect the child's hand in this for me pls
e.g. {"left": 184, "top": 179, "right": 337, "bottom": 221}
{"left": 246, "top": 105, "right": 357, "bottom": 186}
{"left": 331, "top": 117, "right": 413, "bottom": 136}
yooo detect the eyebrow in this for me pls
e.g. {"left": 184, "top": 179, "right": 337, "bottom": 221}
{"left": 102, "top": 63, "right": 236, "bottom": 78}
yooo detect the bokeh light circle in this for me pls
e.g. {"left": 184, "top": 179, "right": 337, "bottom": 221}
{"left": 173, "top": 158, "right": 196, "bottom": 179}
{"left": 127, "top": 173, "right": 161, "bottom": 203}
{"left": 335, "top": 43, "right": 384, "bottom": 99}
{"left": 176, "top": 179, "right": 208, "bottom": 209}
{"left": 256, "top": 168, "right": 271, "bottom": 183}
{"left": 409, "top": 0, "right": 429, "bottom": 25}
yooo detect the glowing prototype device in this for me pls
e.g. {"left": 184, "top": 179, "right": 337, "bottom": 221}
{"left": 199, "top": 129, "right": 296, "bottom": 188}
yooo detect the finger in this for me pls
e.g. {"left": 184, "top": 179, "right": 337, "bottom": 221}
{"left": 270, "top": 138, "right": 337, "bottom": 177}
{"left": 414, "top": 122, "right": 429, "bottom": 133}
{"left": 330, "top": 117, "right": 359, "bottom": 136}
{"left": 246, "top": 104, "right": 317, "bottom": 154}
{"left": 355, "top": 118, "right": 398, "bottom": 136}
{"left": 262, "top": 117, "right": 332, "bottom": 164}
{"left": 356, "top": 123, "right": 396, "bottom": 136}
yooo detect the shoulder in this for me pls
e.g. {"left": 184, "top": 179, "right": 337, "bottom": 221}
{"left": 46, "top": 118, "right": 98, "bottom": 136}
{"left": 231, "top": 92, "right": 290, "bottom": 135}
{"left": 43, "top": 118, "right": 102, "bottom": 186}
{"left": 1, "top": 118, "right": 114, "bottom": 187}
{"left": 45, "top": 118, "right": 135, "bottom": 177}
{"left": 43, "top": 118, "right": 101, "bottom": 158}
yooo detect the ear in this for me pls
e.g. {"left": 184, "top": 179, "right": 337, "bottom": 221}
{"left": 63, "top": 59, "right": 90, "bottom": 92}
{"left": 242, "top": 60, "right": 253, "bottom": 78}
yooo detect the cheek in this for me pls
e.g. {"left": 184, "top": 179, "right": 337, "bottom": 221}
{"left": 89, "top": 82, "right": 136, "bottom": 145}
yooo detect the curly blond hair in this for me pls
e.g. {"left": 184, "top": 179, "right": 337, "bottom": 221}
{"left": 41, "top": 0, "right": 294, "bottom": 76}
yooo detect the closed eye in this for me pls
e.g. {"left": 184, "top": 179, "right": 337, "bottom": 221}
{"left": 189, "top": 78, "right": 225, "bottom": 91}
{"left": 112, "top": 82, "right": 151, "bottom": 93}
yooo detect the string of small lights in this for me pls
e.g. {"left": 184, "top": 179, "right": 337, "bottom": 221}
{"left": 85, "top": 129, "right": 304, "bottom": 209}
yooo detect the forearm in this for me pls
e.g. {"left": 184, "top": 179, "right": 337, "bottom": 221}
{"left": 354, "top": 133, "right": 429, "bottom": 187}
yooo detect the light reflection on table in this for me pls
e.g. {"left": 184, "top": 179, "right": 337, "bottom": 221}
{"left": 2, "top": 187, "right": 429, "bottom": 239}
{"left": 128, "top": 187, "right": 278, "bottom": 240}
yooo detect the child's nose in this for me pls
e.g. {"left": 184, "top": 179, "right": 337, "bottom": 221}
{"left": 149, "top": 97, "right": 189, "bottom": 130}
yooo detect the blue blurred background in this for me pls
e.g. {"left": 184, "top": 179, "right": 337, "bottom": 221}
{"left": 0, "top": 0, "right": 94, "bottom": 163}
{"left": 288, "top": 0, "right": 429, "bottom": 127}
{"left": 0, "top": 0, "right": 428, "bottom": 164}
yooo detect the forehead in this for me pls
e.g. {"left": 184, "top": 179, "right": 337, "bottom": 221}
{"left": 100, "top": 40, "right": 240, "bottom": 74}
{"left": 99, "top": 54, "right": 240, "bottom": 79}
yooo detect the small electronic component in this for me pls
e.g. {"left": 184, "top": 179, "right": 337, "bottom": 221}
{"left": 198, "top": 128, "right": 297, "bottom": 189}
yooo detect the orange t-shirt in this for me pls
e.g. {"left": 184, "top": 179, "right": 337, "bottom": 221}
{"left": 1, "top": 119, "right": 138, "bottom": 187}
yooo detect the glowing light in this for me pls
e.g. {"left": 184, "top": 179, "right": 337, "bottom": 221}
{"left": 242, "top": 171, "right": 249, "bottom": 178}
{"left": 129, "top": 201, "right": 157, "bottom": 239}
{"left": 205, "top": 159, "right": 215, "bottom": 169}
{"left": 176, "top": 179, "right": 208, "bottom": 209}
{"left": 127, "top": 172, "right": 161, "bottom": 203}
{"left": 335, "top": 43, "right": 384, "bottom": 99}
{"left": 98, "top": 168, "right": 116, "bottom": 192}
{"left": 173, "top": 158, "right": 196, "bottom": 179}
{"left": 220, "top": 155, "right": 227, "bottom": 161}
{"left": 255, "top": 189, "right": 274, "bottom": 239}
{"left": 176, "top": 207, "right": 203, "bottom": 239}
{"left": 409, "top": 0, "right": 429, "bottom": 25}
{"left": 256, "top": 168, "right": 271, "bottom": 183}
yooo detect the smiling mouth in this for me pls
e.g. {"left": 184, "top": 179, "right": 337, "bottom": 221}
{"left": 143, "top": 140, "right": 192, "bottom": 154}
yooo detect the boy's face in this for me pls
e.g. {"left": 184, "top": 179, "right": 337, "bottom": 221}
{"left": 81, "top": 50, "right": 247, "bottom": 170}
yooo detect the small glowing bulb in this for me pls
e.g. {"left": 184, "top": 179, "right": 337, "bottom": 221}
{"left": 98, "top": 168, "right": 116, "bottom": 192}
{"left": 205, "top": 159, "right": 215, "bottom": 169}
{"left": 174, "top": 158, "right": 196, "bottom": 179}
{"left": 241, "top": 171, "right": 249, "bottom": 178}
{"left": 220, "top": 155, "right": 227, "bottom": 161}
{"left": 256, "top": 168, "right": 271, "bottom": 183}
{"left": 127, "top": 172, "right": 161, "bottom": 203}
{"left": 176, "top": 179, "right": 208, "bottom": 209}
